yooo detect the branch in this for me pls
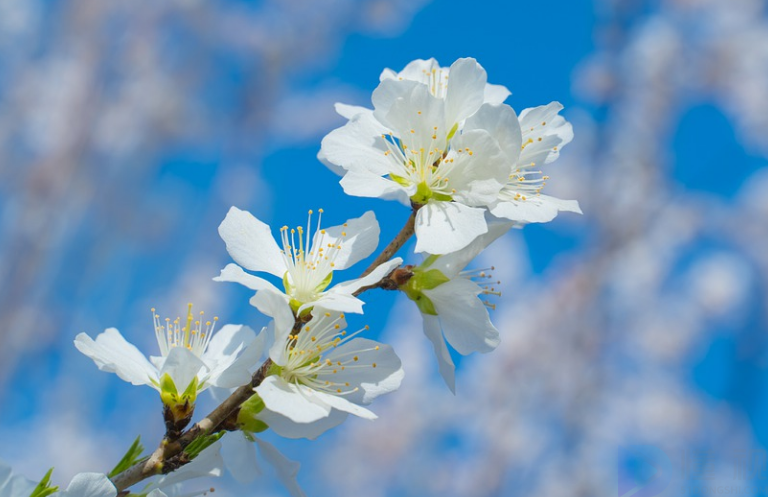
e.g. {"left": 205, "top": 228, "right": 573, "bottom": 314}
{"left": 358, "top": 207, "right": 418, "bottom": 278}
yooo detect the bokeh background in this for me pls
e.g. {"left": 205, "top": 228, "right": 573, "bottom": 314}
{"left": 1, "top": 0, "right": 767, "bottom": 495}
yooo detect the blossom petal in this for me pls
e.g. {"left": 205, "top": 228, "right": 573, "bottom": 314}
{"left": 446, "top": 129, "right": 508, "bottom": 206}
{"left": 221, "top": 433, "right": 262, "bottom": 484}
{"left": 160, "top": 347, "right": 205, "bottom": 393}
{"left": 320, "top": 113, "right": 395, "bottom": 176}
{"left": 324, "top": 338, "right": 404, "bottom": 404}
{"left": 298, "top": 292, "right": 365, "bottom": 316}
{"left": 218, "top": 207, "right": 286, "bottom": 278}
{"left": 371, "top": 78, "right": 421, "bottom": 126}
{"left": 484, "top": 83, "right": 511, "bottom": 105}
{"left": 202, "top": 324, "right": 259, "bottom": 389}
{"left": 249, "top": 291, "right": 294, "bottom": 366}
{"left": 426, "top": 218, "right": 514, "bottom": 279}
{"left": 334, "top": 102, "right": 372, "bottom": 120}
{"left": 464, "top": 103, "right": 522, "bottom": 165}
{"left": 383, "top": 83, "right": 447, "bottom": 149}
{"left": 518, "top": 101, "right": 573, "bottom": 167}
{"left": 312, "top": 390, "right": 378, "bottom": 420}
{"left": 256, "top": 408, "right": 348, "bottom": 440}
{"left": 380, "top": 58, "right": 440, "bottom": 84}
{"left": 339, "top": 170, "right": 411, "bottom": 205}
{"left": 60, "top": 473, "right": 116, "bottom": 497}
{"left": 322, "top": 211, "right": 380, "bottom": 270}
{"left": 74, "top": 329, "right": 157, "bottom": 388}
{"left": 414, "top": 202, "right": 488, "bottom": 255}
{"left": 444, "top": 57, "right": 487, "bottom": 125}
{"left": 256, "top": 376, "right": 332, "bottom": 423}
{"left": 490, "top": 195, "right": 582, "bottom": 224}
{"left": 213, "top": 263, "right": 282, "bottom": 294}
{"left": 331, "top": 257, "right": 403, "bottom": 296}
{"left": 421, "top": 314, "right": 456, "bottom": 393}
{"left": 254, "top": 438, "right": 307, "bottom": 497}
{"left": 424, "top": 278, "right": 500, "bottom": 355}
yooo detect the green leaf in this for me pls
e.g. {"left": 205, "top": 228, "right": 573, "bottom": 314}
{"left": 184, "top": 431, "right": 225, "bottom": 460}
{"left": 108, "top": 436, "right": 146, "bottom": 478}
{"left": 29, "top": 468, "right": 58, "bottom": 497}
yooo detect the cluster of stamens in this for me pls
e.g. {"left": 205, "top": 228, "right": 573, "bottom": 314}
{"left": 281, "top": 312, "right": 380, "bottom": 396}
{"left": 279, "top": 209, "right": 346, "bottom": 303}
{"left": 152, "top": 303, "right": 218, "bottom": 357}
{"left": 502, "top": 120, "right": 559, "bottom": 202}
{"left": 462, "top": 267, "right": 501, "bottom": 310}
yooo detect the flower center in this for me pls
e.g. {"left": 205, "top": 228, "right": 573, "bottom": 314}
{"left": 152, "top": 303, "right": 218, "bottom": 357}
{"left": 279, "top": 209, "right": 344, "bottom": 307}
{"left": 281, "top": 312, "right": 379, "bottom": 396}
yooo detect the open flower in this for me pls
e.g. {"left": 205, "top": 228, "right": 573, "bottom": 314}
{"left": 320, "top": 57, "right": 512, "bottom": 255}
{"left": 230, "top": 294, "right": 403, "bottom": 439}
{"left": 489, "top": 101, "right": 582, "bottom": 223}
{"left": 401, "top": 219, "right": 512, "bottom": 392}
{"left": 215, "top": 207, "right": 402, "bottom": 317}
{"left": 75, "top": 305, "right": 257, "bottom": 419}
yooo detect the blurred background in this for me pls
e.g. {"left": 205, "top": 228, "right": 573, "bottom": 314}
{"left": 1, "top": 0, "right": 767, "bottom": 495}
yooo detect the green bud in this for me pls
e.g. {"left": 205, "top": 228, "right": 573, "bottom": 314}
{"left": 412, "top": 181, "right": 433, "bottom": 204}
{"left": 159, "top": 373, "right": 197, "bottom": 422}
{"left": 237, "top": 393, "right": 269, "bottom": 433}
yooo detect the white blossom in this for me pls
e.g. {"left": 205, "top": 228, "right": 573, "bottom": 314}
{"left": 216, "top": 207, "right": 402, "bottom": 317}
{"left": 0, "top": 461, "right": 36, "bottom": 497}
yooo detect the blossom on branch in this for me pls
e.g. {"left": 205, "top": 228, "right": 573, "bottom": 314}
{"left": 320, "top": 57, "right": 514, "bottom": 255}
{"left": 400, "top": 219, "right": 513, "bottom": 392}
{"left": 216, "top": 207, "right": 402, "bottom": 317}
{"left": 74, "top": 305, "right": 258, "bottom": 421}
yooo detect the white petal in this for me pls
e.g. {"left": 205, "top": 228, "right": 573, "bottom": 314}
{"left": 425, "top": 279, "right": 500, "bottom": 355}
{"left": 421, "top": 314, "right": 456, "bottom": 393}
{"left": 257, "top": 408, "right": 348, "bottom": 440}
{"left": 484, "top": 83, "right": 511, "bottom": 105}
{"left": 371, "top": 78, "right": 421, "bottom": 126}
{"left": 414, "top": 202, "right": 488, "bottom": 255}
{"left": 256, "top": 376, "right": 331, "bottom": 423}
{"left": 445, "top": 58, "right": 487, "bottom": 125}
{"left": 320, "top": 113, "right": 395, "bottom": 176}
{"left": 464, "top": 103, "right": 522, "bottom": 164}
{"left": 297, "top": 292, "right": 365, "bottom": 316}
{"left": 446, "top": 130, "right": 508, "bottom": 206}
{"left": 312, "top": 390, "right": 378, "bottom": 420}
{"left": 324, "top": 338, "right": 404, "bottom": 404}
{"left": 74, "top": 329, "right": 157, "bottom": 388}
{"left": 250, "top": 291, "right": 294, "bottom": 366}
{"left": 254, "top": 438, "right": 307, "bottom": 497}
{"left": 213, "top": 263, "right": 281, "bottom": 294}
{"left": 383, "top": 83, "right": 447, "bottom": 149}
{"left": 221, "top": 433, "right": 261, "bottom": 484}
{"left": 160, "top": 347, "right": 205, "bottom": 393}
{"left": 385, "top": 58, "right": 440, "bottom": 84}
{"left": 339, "top": 170, "right": 411, "bottom": 205}
{"left": 61, "top": 473, "right": 116, "bottom": 497}
{"left": 201, "top": 325, "right": 258, "bottom": 389}
{"left": 490, "top": 195, "right": 582, "bottom": 224}
{"left": 518, "top": 102, "right": 573, "bottom": 167}
{"left": 218, "top": 207, "right": 286, "bottom": 277}
{"left": 426, "top": 219, "right": 513, "bottom": 278}
{"left": 322, "top": 211, "right": 380, "bottom": 270}
{"left": 334, "top": 102, "right": 372, "bottom": 120}
{"left": 331, "top": 257, "right": 403, "bottom": 295}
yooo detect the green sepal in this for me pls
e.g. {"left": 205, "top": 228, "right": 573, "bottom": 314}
{"left": 400, "top": 269, "right": 449, "bottom": 316}
{"left": 431, "top": 191, "right": 453, "bottom": 202}
{"left": 237, "top": 393, "right": 269, "bottom": 433}
{"left": 446, "top": 122, "right": 459, "bottom": 141}
{"left": 315, "top": 271, "right": 333, "bottom": 293}
{"left": 289, "top": 298, "right": 303, "bottom": 314}
{"left": 389, "top": 174, "right": 411, "bottom": 187}
{"left": 159, "top": 373, "right": 197, "bottom": 421}
{"left": 108, "top": 436, "right": 145, "bottom": 478}
{"left": 267, "top": 363, "right": 283, "bottom": 377}
{"left": 29, "top": 468, "right": 58, "bottom": 497}
{"left": 422, "top": 254, "right": 440, "bottom": 268}
{"left": 412, "top": 181, "right": 433, "bottom": 204}
{"left": 282, "top": 272, "right": 293, "bottom": 294}
{"left": 184, "top": 431, "right": 225, "bottom": 460}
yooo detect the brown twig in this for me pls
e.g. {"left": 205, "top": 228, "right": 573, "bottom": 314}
{"left": 359, "top": 207, "right": 418, "bottom": 278}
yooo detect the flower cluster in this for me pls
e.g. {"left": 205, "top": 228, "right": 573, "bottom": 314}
{"left": 11, "top": 56, "right": 580, "bottom": 497}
